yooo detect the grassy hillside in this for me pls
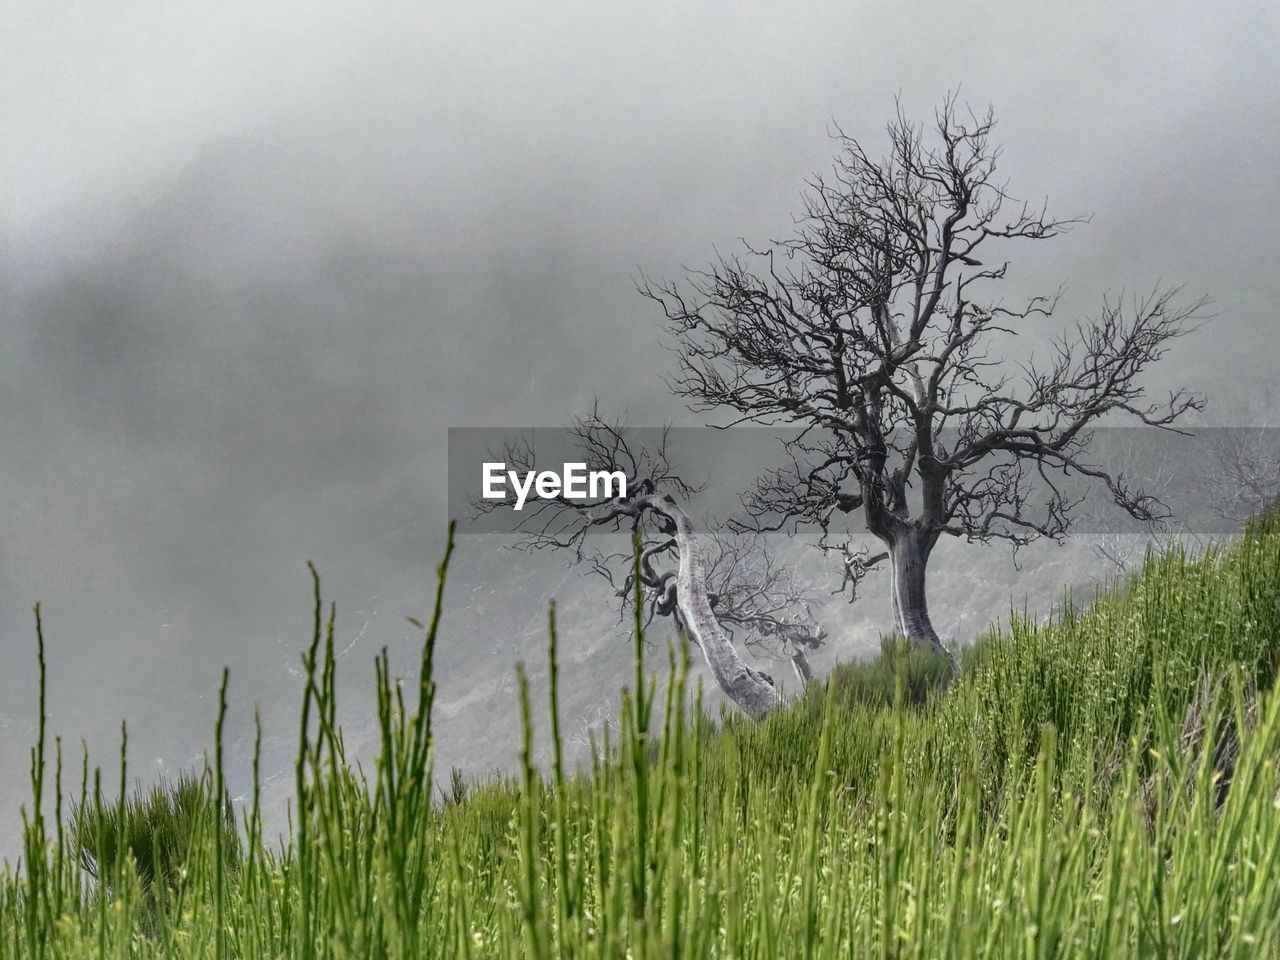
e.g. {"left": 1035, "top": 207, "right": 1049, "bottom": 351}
{"left": 3, "top": 512, "right": 1279, "bottom": 958}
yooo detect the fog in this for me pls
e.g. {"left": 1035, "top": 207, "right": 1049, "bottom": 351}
{"left": 3, "top": 1, "right": 1278, "bottom": 853}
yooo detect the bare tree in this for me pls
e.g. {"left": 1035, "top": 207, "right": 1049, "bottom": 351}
{"left": 642, "top": 96, "right": 1206, "bottom": 664}
{"left": 1199, "top": 385, "right": 1280, "bottom": 525}
{"left": 1087, "top": 442, "right": 1196, "bottom": 578}
{"left": 474, "top": 409, "right": 874, "bottom": 717}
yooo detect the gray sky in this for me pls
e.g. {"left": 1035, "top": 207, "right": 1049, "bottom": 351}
{"left": 3, "top": 1, "right": 1278, "bottom": 849}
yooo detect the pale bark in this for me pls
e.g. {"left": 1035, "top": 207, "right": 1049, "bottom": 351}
{"left": 886, "top": 528, "right": 957, "bottom": 668}
{"left": 789, "top": 647, "right": 814, "bottom": 688}
{"left": 662, "top": 496, "right": 780, "bottom": 718}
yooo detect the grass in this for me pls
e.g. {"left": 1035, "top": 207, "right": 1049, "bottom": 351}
{"left": 70, "top": 769, "right": 240, "bottom": 922}
{"left": 3, "top": 511, "right": 1280, "bottom": 957}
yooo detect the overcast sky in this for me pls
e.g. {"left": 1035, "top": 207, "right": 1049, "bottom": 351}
{"left": 3, "top": 1, "right": 1278, "bottom": 849}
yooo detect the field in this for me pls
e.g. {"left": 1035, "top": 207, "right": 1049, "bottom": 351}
{"left": 3, "top": 511, "right": 1280, "bottom": 958}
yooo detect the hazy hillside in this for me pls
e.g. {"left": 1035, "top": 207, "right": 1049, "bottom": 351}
{"left": 1, "top": 524, "right": 1219, "bottom": 861}
{"left": 3, "top": 514, "right": 1276, "bottom": 956}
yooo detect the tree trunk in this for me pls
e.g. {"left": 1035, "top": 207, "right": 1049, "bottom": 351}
{"left": 660, "top": 497, "right": 779, "bottom": 719}
{"left": 887, "top": 529, "right": 957, "bottom": 668}
{"left": 789, "top": 646, "right": 814, "bottom": 688}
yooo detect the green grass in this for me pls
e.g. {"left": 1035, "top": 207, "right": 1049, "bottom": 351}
{"left": 4, "top": 512, "right": 1280, "bottom": 957}
{"left": 70, "top": 769, "right": 240, "bottom": 924}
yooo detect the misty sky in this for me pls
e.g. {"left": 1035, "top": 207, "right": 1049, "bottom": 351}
{"left": 3, "top": 2, "right": 1278, "bottom": 851}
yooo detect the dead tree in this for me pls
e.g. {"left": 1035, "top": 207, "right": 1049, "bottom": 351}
{"left": 1199, "top": 386, "right": 1280, "bottom": 526}
{"left": 642, "top": 96, "right": 1206, "bottom": 664}
{"left": 474, "top": 411, "right": 872, "bottom": 717}
{"left": 1087, "top": 443, "right": 1193, "bottom": 577}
